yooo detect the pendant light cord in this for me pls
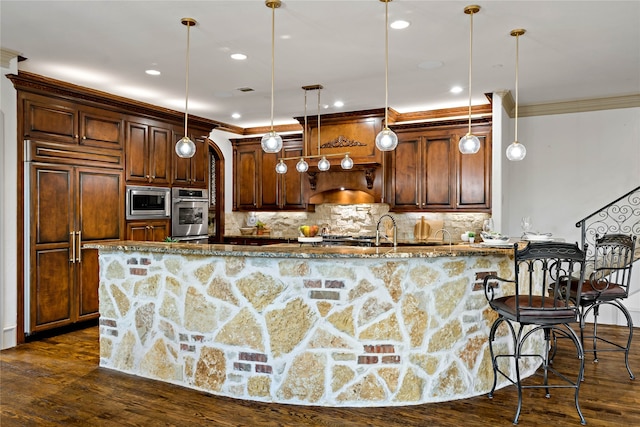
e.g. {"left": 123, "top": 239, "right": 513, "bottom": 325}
{"left": 270, "top": 3, "right": 276, "bottom": 131}
{"left": 514, "top": 33, "right": 519, "bottom": 142}
{"left": 467, "top": 10, "right": 473, "bottom": 135}
{"left": 317, "top": 88, "right": 321, "bottom": 155}
{"left": 304, "top": 89, "right": 308, "bottom": 157}
{"left": 184, "top": 21, "right": 191, "bottom": 137}
{"left": 384, "top": 0, "right": 390, "bottom": 129}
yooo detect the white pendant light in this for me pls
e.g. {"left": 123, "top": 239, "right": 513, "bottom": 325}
{"left": 459, "top": 5, "right": 481, "bottom": 155}
{"left": 506, "top": 29, "right": 527, "bottom": 161}
{"left": 341, "top": 154, "right": 354, "bottom": 170}
{"left": 296, "top": 158, "right": 309, "bottom": 173}
{"left": 175, "top": 18, "right": 197, "bottom": 159}
{"left": 318, "top": 156, "right": 331, "bottom": 171}
{"left": 375, "top": 0, "right": 398, "bottom": 152}
{"left": 275, "top": 159, "right": 288, "bottom": 174}
{"left": 261, "top": 0, "right": 284, "bottom": 154}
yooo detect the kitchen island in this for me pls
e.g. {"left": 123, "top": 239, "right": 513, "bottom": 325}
{"left": 89, "top": 241, "right": 540, "bottom": 407}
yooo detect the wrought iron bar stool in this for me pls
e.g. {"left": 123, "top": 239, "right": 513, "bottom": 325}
{"left": 569, "top": 233, "right": 637, "bottom": 379}
{"left": 483, "top": 241, "right": 588, "bottom": 425}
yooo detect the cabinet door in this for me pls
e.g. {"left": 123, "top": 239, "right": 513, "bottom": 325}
{"left": 260, "top": 151, "right": 279, "bottom": 209}
{"left": 76, "top": 168, "right": 123, "bottom": 319}
{"left": 234, "top": 145, "right": 259, "bottom": 210}
{"left": 390, "top": 135, "right": 422, "bottom": 210}
{"left": 423, "top": 136, "right": 454, "bottom": 209}
{"left": 125, "top": 121, "right": 149, "bottom": 182}
{"left": 456, "top": 129, "right": 491, "bottom": 209}
{"left": 148, "top": 126, "right": 171, "bottom": 184}
{"left": 24, "top": 95, "right": 78, "bottom": 144}
{"left": 30, "top": 165, "right": 75, "bottom": 332}
{"left": 126, "top": 220, "right": 170, "bottom": 242}
{"left": 190, "top": 136, "right": 209, "bottom": 188}
{"left": 280, "top": 142, "right": 307, "bottom": 209}
{"left": 79, "top": 108, "right": 124, "bottom": 150}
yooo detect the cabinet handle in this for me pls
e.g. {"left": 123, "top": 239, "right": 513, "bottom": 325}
{"left": 70, "top": 231, "right": 76, "bottom": 263}
{"left": 75, "top": 134, "right": 79, "bottom": 139}
{"left": 76, "top": 231, "right": 82, "bottom": 263}
{"left": 82, "top": 136, "right": 87, "bottom": 140}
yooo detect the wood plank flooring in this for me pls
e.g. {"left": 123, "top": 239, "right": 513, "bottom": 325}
{"left": 1, "top": 324, "right": 639, "bottom": 426}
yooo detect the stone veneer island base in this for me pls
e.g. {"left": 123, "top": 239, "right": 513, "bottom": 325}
{"left": 89, "top": 241, "right": 544, "bottom": 407}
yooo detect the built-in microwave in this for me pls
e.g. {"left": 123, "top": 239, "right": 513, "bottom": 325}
{"left": 125, "top": 186, "right": 171, "bottom": 220}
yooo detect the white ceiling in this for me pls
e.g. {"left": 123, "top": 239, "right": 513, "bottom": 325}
{"left": 2, "top": 1, "right": 639, "bottom": 130}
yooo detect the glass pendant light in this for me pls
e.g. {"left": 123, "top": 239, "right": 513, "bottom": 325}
{"left": 175, "top": 18, "right": 197, "bottom": 159}
{"left": 459, "top": 5, "right": 481, "bottom": 155}
{"left": 375, "top": 0, "right": 398, "bottom": 151}
{"left": 318, "top": 156, "right": 330, "bottom": 171}
{"left": 506, "top": 29, "right": 527, "bottom": 161}
{"left": 341, "top": 154, "right": 354, "bottom": 170}
{"left": 296, "top": 158, "right": 309, "bottom": 173}
{"left": 275, "top": 159, "right": 288, "bottom": 174}
{"left": 261, "top": 0, "right": 283, "bottom": 153}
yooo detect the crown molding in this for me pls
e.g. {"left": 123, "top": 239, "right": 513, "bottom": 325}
{"left": 500, "top": 91, "right": 640, "bottom": 118}
{"left": 1, "top": 48, "right": 21, "bottom": 68}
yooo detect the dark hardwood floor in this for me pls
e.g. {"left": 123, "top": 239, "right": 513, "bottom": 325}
{"left": 1, "top": 324, "right": 639, "bottom": 426}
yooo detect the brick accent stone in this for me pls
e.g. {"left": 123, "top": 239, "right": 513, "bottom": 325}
{"left": 309, "top": 290, "right": 340, "bottom": 300}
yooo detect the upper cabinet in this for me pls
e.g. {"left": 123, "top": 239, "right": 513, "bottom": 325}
{"left": 232, "top": 136, "right": 307, "bottom": 211}
{"left": 172, "top": 131, "right": 209, "bottom": 188}
{"left": 387, "top": 121, "right": 491, "bottom": 212}
{"left": 125, "top": 120, "right": 172, "bottom": 185}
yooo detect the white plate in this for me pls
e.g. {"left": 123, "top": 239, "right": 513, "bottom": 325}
{"left": 480, "top": 241, "right": 513, "bottom": 247}
{"left": 482, "top": 237, "right": 510, "bottom": 245}
{"left": 298, "top": 236, "right": 323, "bottom": 243}
{"left": 523, "top": 234, "right": 553, "bottom": 242}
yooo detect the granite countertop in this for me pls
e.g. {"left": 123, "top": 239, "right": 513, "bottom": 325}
{"left": 87, "top": 240, "right": 513, "bottom": 259}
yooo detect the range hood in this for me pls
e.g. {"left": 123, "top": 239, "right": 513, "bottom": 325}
{"left": 296, "top": 109, "right": 386, "bottom": 205}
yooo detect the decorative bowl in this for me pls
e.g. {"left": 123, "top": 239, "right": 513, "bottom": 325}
{"left": 240, "top": 227, "right": 255, "bottom": 235}
{"left": 480, "top": 231, "right": 509, "bottom": 243}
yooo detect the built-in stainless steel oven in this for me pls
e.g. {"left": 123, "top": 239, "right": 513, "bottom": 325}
{"left": 126, "top": 186, "right": 171, "bottom": 220}
{"left": 171, "top": 187, "right": 209, "bottom": 243}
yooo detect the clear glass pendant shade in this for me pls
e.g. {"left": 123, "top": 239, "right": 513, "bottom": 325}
{"left": 458, "top": 133, "right": 481, "bottom": 154}
{"left": 317, "top": 156, "right": 330, "bottom": 171}
{"left": 296, "top": 158, "right": 309, "bottom": 173}
{"left": 341, "top": 154, "right": 354, "bottom": 170}
{"left": 261, "top": 130, "right": 283, "bottom": 153}
{"left": 375, "top": 128, "right": 398, "bottom": 151}
{"left": 275, "top": 159, "right": 288, "bottom": 174}
{"left": 506, "top": 141, "right": 526, "bottom": 161}
{"left": 175, "top": 136, "right": 196, "bottom": 158}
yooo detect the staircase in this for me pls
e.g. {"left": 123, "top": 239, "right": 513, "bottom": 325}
{"left": 576, "top": 185, "right": 640, "bottom": 261}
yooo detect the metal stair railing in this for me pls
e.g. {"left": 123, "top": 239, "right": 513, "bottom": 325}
{"left": 576, "top": 185, "right": 640, "bottom": 262}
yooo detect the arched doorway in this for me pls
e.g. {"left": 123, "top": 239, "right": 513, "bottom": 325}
{"left": 208, "top": 139, "right": 225, "bottom": 243}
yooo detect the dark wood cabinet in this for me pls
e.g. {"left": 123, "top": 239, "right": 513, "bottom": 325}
{"left": 232, "top": 136, "right": 307, "bottom": 211}
{"left": 29, "top": 164, "right": 124, "bottom": 332}
{"left": 125, "top": 120, "right": 172, "bottom": 185}
{"left": 389, "top": 122, "right": 491, "bottom": 212}
{"left": 23, "top": 92, "right": 124, "bottom": 150}
{"left": 172, "top": 132, "right": 209, "bottom": 188}
{"left": 126, "top": 219, "right": 171, "bottom": 242}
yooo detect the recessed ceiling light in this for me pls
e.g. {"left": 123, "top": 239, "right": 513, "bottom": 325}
{"left": 333, "top": 101, "right": 344, "bottom": 108}
{"left": 145, "top": 69, "right": 161, "bottom": 76}
{"left": 231, "top": 53, "right": 247, "bottom": 60}
{"left": 231, "top": 113, "right": 241, "bottom": 119}
{"left": 450, "top": 86, "right": 464, "bottom": 94}
{"left": 390, "top": 20, "right": 410, "bottom": 30}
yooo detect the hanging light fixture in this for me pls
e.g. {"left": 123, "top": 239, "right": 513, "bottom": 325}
{"left": 375, "top": 0, "right": 398, "bottom": 151}
{"left": 506, "top": 29, "right": 527, "bottom": 161}
{"left": 458, "top": 5, "right": 481, "bottom": 155}
{"left": 175, "top": 17, "right": 197, "bottom": 159}
{"left": 276, "top": 84, "right": 352, "bottom": 174}
{"left": 261, "top": 0, "right": 284, "bottom": 154}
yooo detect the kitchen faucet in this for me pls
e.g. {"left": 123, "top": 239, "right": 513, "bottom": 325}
{"left": 376, "top": 214, "right": 397, "bottom": 247}
{"left": 434, "top": 228, "right": 452, "bottom": 253}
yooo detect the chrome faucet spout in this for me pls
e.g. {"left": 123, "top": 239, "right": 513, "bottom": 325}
{"left": 376, "top": 214, "right": 397, "bottom": 247}
{"left": 434, "top": 228, "right": 452, "bottom": 253}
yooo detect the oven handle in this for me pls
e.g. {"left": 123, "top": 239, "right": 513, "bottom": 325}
{"left": 173, "top": 198, "right": 208, "bottom": 203}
